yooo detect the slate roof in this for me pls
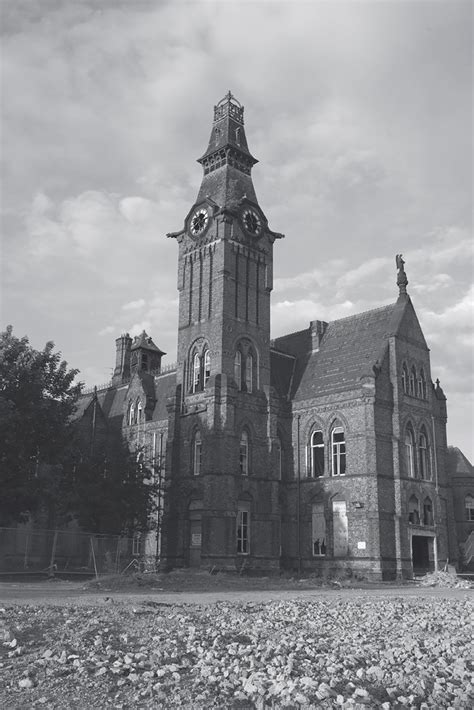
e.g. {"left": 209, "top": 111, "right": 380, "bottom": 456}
{"left": 447, "top": 446, "right": 474, "bottom": 477}
{"left": 130, "top": 331, "right": 165, "bottom": 354}
{"left": 270, "top": 349, "right": 295, "bottom": 400}
{"left": 273, "top": 300, "right": 408, "bottom": 401}
{"left": 75, "top": 369, "right": 177, "bottom": 430}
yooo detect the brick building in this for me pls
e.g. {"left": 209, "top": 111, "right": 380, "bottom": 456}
{"left": 79, "top": 92, "right": 471, "bottom": 580}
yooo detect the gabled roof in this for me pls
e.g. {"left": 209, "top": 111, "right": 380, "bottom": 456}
{"left": 273, "top": 298, "right": 415, "bottom": 400}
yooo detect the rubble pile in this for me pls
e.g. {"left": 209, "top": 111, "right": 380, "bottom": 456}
{"left": 1, "top": 595, "right": 472, "bottom": 708}
{"left": 417, "top": 571, "right": 473, "bottom": 589}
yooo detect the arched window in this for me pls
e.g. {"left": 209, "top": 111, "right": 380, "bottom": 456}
{"left": 203, "top": 350, "right": 211, "bottom": 386}
{"left": 465, "top": 494, "right": 474, "bottom": 522}
{"left": 417, "top": 369, "right": 426, "bottom": 399}
{"left": 193, "top": 431, "right": 202, "bottom": 476}
{"left": 423, "top": 497, "right": 434, "bottom": 526}
{"left": 245, "top": 352, "right": 254, "bottom": 393}
{"left": 418, "top": 428, "right": 430, "bottom": 480}
{"left": 309, "top": 431, "right": 324, "bottom": 478}
{"left": 129, "top": 401, "right": 135, "bottom": 426}
{"left": 234, "top": 351, "right": 242, "bottom": 390}
{"left": 408, "top": 495, "right": 420, "bottom": 524}
{"left": 405, "top": 425, "right": 416, "bottom": 477}
{"left": 239, "top": 430, "right": 249, "bottom": 475}
{"left": 137, "top": 400, "right": 143, "bottom": 424}
{"left": 409, "top": 366, "right": 417, "bottom": 396}
{"left": 331, "top": 427, "right": 346, "bottom": 476}
{"left": 402, "top": 363, "right": 409, "bottom": 394}
{"left": 275, "top": 437, "right": 282, "bottom": 480}
{"left": 127, "top": 401, "right": 133, "bottom": 426}
{"left": 192, "top": 352, "right": 201, "bottom": 393}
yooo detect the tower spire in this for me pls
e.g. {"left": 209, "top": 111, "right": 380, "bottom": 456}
{"left": 195, "top": 91, "right": 259, "bottom": 208}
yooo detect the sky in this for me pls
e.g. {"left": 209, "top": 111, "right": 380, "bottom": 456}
{"left": 1, "top": 0, "right": 473, "bottom": 459}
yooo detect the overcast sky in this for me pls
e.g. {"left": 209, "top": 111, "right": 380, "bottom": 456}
{"left": 1, "top": 0, "right": 473, "bottom": 459}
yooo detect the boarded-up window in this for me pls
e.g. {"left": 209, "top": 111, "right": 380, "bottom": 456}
{"left": 332, "top": 500, "right": 348, "bottom": 557}
{"left": 312, "top": 503, "right": 326, "bottom": 556}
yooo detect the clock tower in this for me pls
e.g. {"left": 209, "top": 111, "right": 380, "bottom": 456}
{"left": 163, "top": 92, "right": 284, "bottom": 571}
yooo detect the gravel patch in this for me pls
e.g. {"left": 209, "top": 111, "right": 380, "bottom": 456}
{"left": 0, "top": 595, "right": 472, "bottom": 708}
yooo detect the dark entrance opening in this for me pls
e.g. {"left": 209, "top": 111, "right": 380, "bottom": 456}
{"left": 412, "top": 535, "right": 433, "bottom": 573}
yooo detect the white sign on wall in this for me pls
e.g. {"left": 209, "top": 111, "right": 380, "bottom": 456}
{"left": 357, "top": 541, "right": 366, "bottom": 550}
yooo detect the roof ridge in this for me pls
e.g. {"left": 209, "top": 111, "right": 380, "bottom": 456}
{"left": 328, "top": 301, "right": 397, "bottom": 325}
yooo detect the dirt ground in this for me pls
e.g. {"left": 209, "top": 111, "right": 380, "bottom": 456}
{"left": 0, "top": 573, "right": 472, "bottom": 709}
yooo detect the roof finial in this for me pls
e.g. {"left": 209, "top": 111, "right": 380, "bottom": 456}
{"left": 396, "top": 254, "right": 408, "bottom": 298}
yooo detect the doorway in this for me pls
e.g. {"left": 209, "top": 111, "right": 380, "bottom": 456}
{"left": 412, "top": 535, "right": 434, "bottom": 573}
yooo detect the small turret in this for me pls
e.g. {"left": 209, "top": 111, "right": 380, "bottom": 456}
{"left": 130, "top": 331, "right": 166, "bottom": 375}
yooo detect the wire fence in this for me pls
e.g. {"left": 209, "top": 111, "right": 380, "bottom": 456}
{"left": 0, "top": 527, "right": 159, "bottom": 577}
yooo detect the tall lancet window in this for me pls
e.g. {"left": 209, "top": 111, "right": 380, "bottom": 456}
{"left": 245, "top": 353, "right": 253, "bottom": 393}
{"left": 192, "top": 353, "right": 201, "bottom": 393}
{"left": 234, "top": 351, "right": 242, "bottom": 390}
{"left": 203, "top": 350, "right": 211, "bottom": 386}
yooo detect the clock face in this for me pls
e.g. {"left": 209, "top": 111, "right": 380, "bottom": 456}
{"left": 242, "top": 209, "right": 261, "bottom": 235}
{"left": 190, "top": 208, "right": 209, "bottom": 236}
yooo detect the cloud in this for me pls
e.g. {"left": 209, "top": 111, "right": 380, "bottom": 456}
{"left": 98, "top": 325, "right": 115, "bottom": 336}
{"left": 1, "top": 1, "right": 472, "bottom": 459}
{"left": 122, "top": 299, "right": 146, "bottom": 312}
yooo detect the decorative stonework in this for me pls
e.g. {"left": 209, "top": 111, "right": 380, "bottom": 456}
{"left": 213, "top": 91, "right": 244, "bottom": 124}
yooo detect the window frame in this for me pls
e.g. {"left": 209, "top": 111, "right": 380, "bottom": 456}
{"left": 192, "top": 352, "right": 201, "bottom": 393}
{"left": 237, "top": 509, "right": 250, "bottom": 554}
{"left": 245, "top": 352, "right": 254, "bottom": 393}
{"left": 408, "top": 495, "right": 420, "bottom": 524}
{"left": 402, "top": 363, "right": 409, "bottom": 394}
{"left": 312, "top": 502, "right": 327, "bottom": 557}
{"left": 465, "top": 494, "right": 474, "bottom": 522}
{"left": 418, "top": 429, "right": 430, "bottom": 480}
{"left": 193, "top": 431, "right": 202, "bottom": 476}
{"left": 203, "top": 349, "right": 211, "bottom": 386}
{"left": 234, "top": 350, "right": 242, "bottom": 390}
{"left": 275, "top": 436, "right": 282, "bottom": 480}
{"left": 309, "top": 430, "right": 324, "bottom": 478}
{"left": 405, "top": 426, "right": 416, "bottom": 478}
{"left": 239, "top": 430, "right": 249, "bottom": 475}
{"left": 331, "top": 426, "right": 346, "bottom": 476}
{"left": 423, "top": 497, "right": 434, "bottom": 526}
{"left": 417, "top": 369, "right": 426, "bottom": 399}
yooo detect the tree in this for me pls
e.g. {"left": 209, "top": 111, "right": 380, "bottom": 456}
{"left": 63, "top": 430, "right": 159, "bottom": 536}
{"left": 0, "top": 326, "right": 81, "bottom": 525}
{"left": 0, "top": 326, "right": 158, "bottom": 536}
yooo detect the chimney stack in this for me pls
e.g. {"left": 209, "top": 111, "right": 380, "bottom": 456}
{"left": 112, "top": 333, "right": 132, "bottom": 385}
{"left": 310, "top": 320, "right": 328, "bottom": 352}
